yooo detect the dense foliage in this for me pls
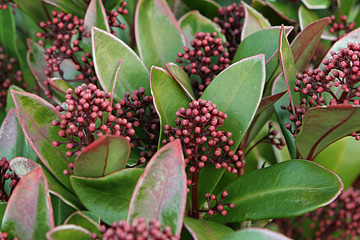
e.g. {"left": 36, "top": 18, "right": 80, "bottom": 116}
{"left": 0, "top": 0, "right": 359, "bottom": 239}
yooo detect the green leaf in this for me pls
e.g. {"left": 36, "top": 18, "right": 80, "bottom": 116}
{"left": 181, "top": 0, "right": 221, "bottom": 19}
{"left": 183, "top": 217, "right": 234, "bottom": 240}
{"left": 0, "top": 203, "right": 6, "bottom": 229}
{"left": 223, "top": 228, "right": 291, "bottom": 240}
{"left": 92, "top": 27, "right": 150, "bottom": 102}
{"left": 291, "top": 17, "right": 329, "bottom": 72}
{"left": 241, "top": 1, "right": 271, "bottom": 41}
{"left": 127, "top": 140, "right": 187, "bottom": 235}
{"left": 314, "top": 136, "right": 360, "bottom": 189}
{"left": 43, "top": 0, "right": 87, "bottom": 16}
{"left": 74, "top": 135, "right": 130, "bottom": 177}
{"left": 51, "top": 194, "right": 76, "bottom": 226}
{"left": 201, "top": 54, "right": 266, "bottom": 149}
{"left": 150, "top": 66, "right": 190, "bottom": 145}
{"left": 27, "top": 39, "right": 49, "bottom": 93}
{"left": 84, "top": 0, "right": 110, "bottom": 33}
{"left": 70, "top": 168, "right": 143, "bottom": 225}
{"left": 166, "top": 62, "right": 196, "bottom": 101}
{"left": 208, "top": 160, "right": 343, "bottom": 223}
{"left": 298, "top": 5, "right": 336, "bottom": 41}
{"left": 45, "top": 225, "right": 92, "bottom": 240}
{"left": 0, "top": 108, "right": 37, "bottom": 161}
{"left": 296, "top": 105, "right": 360, "bottom": 160}
{"left": 104, "top": 0, "right": 124, "bottom": 10}
{"left": 9, "top": 157, "right": 84, "bottom": 210}
{"left": 13, "top": 0, "right": 49, "bottom": 23}
{"left": 301, "top": 0, "right": 331, "bottom": 9}
{"left": 2, "top": 167, "right": 54, "bottom": 240}
{"left": 11, "top": 90, "right": 73, "bottom": 191}
{"left": 265, "top": 0, "right": 298, "bottom": 22}
{"left": 0, "top": 8, "right": 20, "bottom": 60}
{"left": 179, "top": 10, "right": 226, "bottom": 47}
{"left": 64, "top": 211, "right": 100, "bottom": 235}
{"left": 135, "top": 0, "right": 186, "bottom": 69}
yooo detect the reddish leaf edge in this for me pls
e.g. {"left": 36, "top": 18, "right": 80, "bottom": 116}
{"left": 45, "top": 224, "right": 92, "bottom": 239}
{"left": 166, "top": 62, "right": 196, "bottom": 101}
{"left": 127, "top": 139, "right": 187, "bottom": 236}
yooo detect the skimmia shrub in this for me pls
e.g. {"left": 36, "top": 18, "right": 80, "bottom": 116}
{"left": 2, "top": 0, "right": 360, "bottom": 239}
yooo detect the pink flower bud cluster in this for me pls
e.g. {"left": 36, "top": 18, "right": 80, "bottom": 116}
{"left": 106, "top": 1, "right": 128, "bottom": 36}
{"left": 52, "top": 84, "right": 135, "bottom": 160}
{"left": 213, "top": 3, "right": 245, "bottom": 60}
{"left": 276, "top": 187, "right": 360, "bottom": 240}
{"left": 37, "top": 11, "right": 96, "bottom": 99}
{"left": 0, "top": 44, "right": 25, "bottom": 108}
{"left": 176, "top": 32, "right": 230, "bottom": 98}
{"left": 0, "top": 231, "right": 18, "bottom": 240}
{"left": 97, "top": 218, "right": 180, "bottom": 240}
{"left": 0, "top": 157, "right": 19, "bottom": 202}
{"left": 162, "top": 100, "right": 243, "bottom": 186}
{"left": 201, "top": 191, "right": 235, "bottom": 216}
{"left": 115, "top": 87, "right": 160, "bottom": 164}
{"left": 329, "top": 15, "right": 355, "bottom": 40}
{"left": 284, "top": 43, "right": 360, "bottom": 139}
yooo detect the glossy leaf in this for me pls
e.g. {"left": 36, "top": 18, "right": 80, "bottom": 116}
{"left": 0, "top": 8, "right": 20, "bottom": 60}
{"left": 0, "top": 108, "right": 37, "bottom": 161}
{"left": 135, "top": 0, "right": 186, "bottom": 69}
{"left": 70, "top": 168, "right": 143, "bottom": 225}
{"left": 291, "top": 17, "right": 329, "bottom": 72}
{"left": 92, "top": 27, "right": 150, "bottom": 102}
{"left": 84, "top": 0, "right": 110, "bottom": 33}
{"left": 43, "top": 0, "right": 87, "bottom": 16}
{"left": 166, "top": 62, "right": 195, "bottom": 100}
{"left": 241, "top": 1, "right": 271, "bottom": 41}
{"left": 64, "top": 211, "right": 100, "bottom": 235}
{"left": 179, "top": 10, "right": 225, "bottom": 47}
{"left": 27, "top": 39, "right": 49, "bottom": 92}
{"left": 183, "top": 217, "right": 234, "bottom": 240}
{"left": 201, "top": 54, "right": 266, "bottom": 149}
{"left": 150, "top": 66, "right": 190, "bottom": 145}
{"left": 6, "top": 86, "right": 25, "bottom": 112}
{"left": 296, "top": 105, "right": 360, "bottom": 160}
{"left": 74, "top": 135, "right": 130, "bottom": 177}
{"left": 13, "top": 0, "right": 48, "bottom": 23}
{"left": 301, "top": 0, "right": 331, "bottom": 9}
{"left": 223, "top": 228, "right": 291, "bottom": 240}
{"left": 9, "top": 157, "right": 84, "bottom": 210}
{"left": 209, "top": 160, "right": 342, "bottom": 223}
{"left": 45, "top": 225, "right": 92, "bottom": 240}
{"left": 48, "top": 78, "right": 73, "bottom": 103}
{"left": 298, "top": 5, "right": 336, "bottom": 41}
{"left": 11, "top": 90, "right": 73, "bottom": 190}
{"left": 2, "top": 167, "right": 54, "bottom": 239}
{"left": 127, "top": 140, "right": 187, "bottom": 235}
{"left": 265, "top": 1, "right": 298, "bottom": 22}
{"left": 315, "top": 136, "right": 360, "bottom": 189}
{"left": 104, "top": 0, "right": 124, "bottom": 10}
{"left": 181, "top": 0, "right": 220, "bottom": 19}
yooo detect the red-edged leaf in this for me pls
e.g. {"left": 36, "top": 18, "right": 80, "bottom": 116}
{"left": 0, "top": 108, "right": 37, "bottom": 160}
{"left": 135, "top": 0, "right": 186, "bottom": 69}
{"left": 127, "top": 140, "right": 187, "bottom": 235}
{"left": 301, "top": 0, "right": 331, "bottom": 9}
{"left": 241, "top": 1, "right": 271, "bottom": 41}
{"left": 1, "top": 167, "right": 54, "bottom": 239}
{"left": 296, "top": 105, "right": 360, "bottom": 160}
{"left": 84, "top": 0, "right": 110, "bottom": 33}
{"left": 183, "top": 217, "right": 234, "bottom": 240}
{"left": 11, "top": 90, "right": 73, "bottom": 191}
{"left": 166, "top": 62, "right": 196, "bottom": 101}
{"left": 74, "top": 135, "right": 130, "bottom": 177}
{"left": 291, "top": 17, "right": 329, "bottom": 72}
{"left": 27, "top": 39, "right": 48, "bottom": 92}
{"left": 9, "top": 157, "right": 84, "bottom": 210}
